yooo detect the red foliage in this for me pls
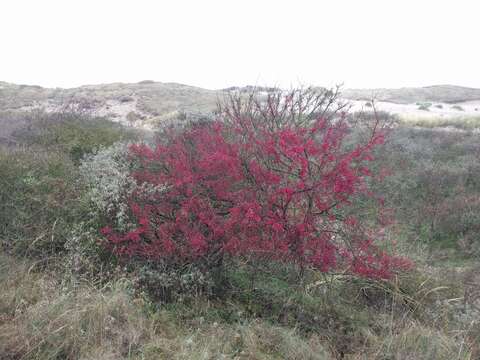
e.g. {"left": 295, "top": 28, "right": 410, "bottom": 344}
{"left": 102, "top": 92, "right": 411, "bottom": 279}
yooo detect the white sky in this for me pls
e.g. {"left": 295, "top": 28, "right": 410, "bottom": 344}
{"left": 0, "top": 0, "right": 479, "bottom": 89}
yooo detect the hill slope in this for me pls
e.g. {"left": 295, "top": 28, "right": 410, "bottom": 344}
{"left": 2, "top": 82, "right": 480, "bottom": 126}
{"left": 0, "top": 81, "right": 219, "bottom": 127}
{"left": 342, "top": 85, "right": 480, "bottom": 104}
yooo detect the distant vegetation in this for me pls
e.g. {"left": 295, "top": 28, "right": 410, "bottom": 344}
{"left": 13, "top": 112, "right": 138, "bottom": 163}
{"left": 416, "top": 102, "right": 432, "bottom": 111}
{"left": 402, "top": 116, "right": 480, "bottom": 130}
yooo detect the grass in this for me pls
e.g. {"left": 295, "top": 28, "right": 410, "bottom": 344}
{"left": 362, "top": 323, "right": 473, "bottom": 360}
{"left": 0, "top": 253, "right": 476, "bottom": 359}
{"left": 0, "top": 254, "right": 155, "bottom": 359}
{"left": 0, "top": 254, "right": 335, "bottom": 359}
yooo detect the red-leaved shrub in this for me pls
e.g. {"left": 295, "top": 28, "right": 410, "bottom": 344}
{"left": 101, "top": 88, "right": 411, "bottom": 279}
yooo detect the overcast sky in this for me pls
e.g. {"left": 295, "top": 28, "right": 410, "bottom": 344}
{"left": 0, "top": 0, "right": 478, "bottom": 89}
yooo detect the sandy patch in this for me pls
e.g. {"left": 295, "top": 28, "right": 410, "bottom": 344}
{"left": 347, "top": 99, "right": 480, "bottom": 119}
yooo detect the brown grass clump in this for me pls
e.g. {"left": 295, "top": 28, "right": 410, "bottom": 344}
{"left": 0, "top": 255, "right": 154, "bottom": 359}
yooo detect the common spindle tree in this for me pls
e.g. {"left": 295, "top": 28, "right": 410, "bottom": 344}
{"left": 101, "top": 87, "right": 411, "bottom": 279}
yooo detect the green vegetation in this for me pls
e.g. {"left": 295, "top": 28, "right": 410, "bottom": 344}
{"left": 377, "top": 126, "right": 480, "bottom": 256}
{"left": 452, "top": 105, "right": 465, "bottom": 111}
{"left": 401, "top": 116, "right": 480, "bottom": 130}
{"left": 417, "top": 102, "right": 432, "bottom": 111}
{"left": 12, "top": 111, "right": 139, "bottom": 163}
{"left": 0, "top": 111, "right": 139, "bottom": 261}
{"left": 1, "top": 108, "right": 479, "bottom": 359}
{"left": 0, "top": 147, "right": 80, "bottom": 256}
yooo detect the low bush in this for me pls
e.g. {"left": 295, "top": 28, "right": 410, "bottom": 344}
{"left": 12, "top": 111, "right": 138, "bottom": 163}
{"left": 80, "top": 142, "right": 137, "bottom": 230}
{"left": 374, "top": 126, "right": 480, "bottom": 254}
{"left": 451, "top": 105, "right": 465, "bottom": 111}
{"left": 0, "top": 147, "right": 81, "bottom": 257}
{"left": 418, "top": 103, "right": 432, "bottom": 111}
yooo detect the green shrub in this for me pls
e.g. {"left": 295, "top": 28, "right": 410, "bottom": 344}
{"left": 451, "top": 105, "right": 465, "bottom": 111}
{"left": 0, "top": 147, "right": 82, "bottom": 257}
{"left": 13, "top": 111, "right": 138, "bottom": 163}
{"left": 417, "top": 102, "right": 432, "bottom": 111}
{"left": 0, "top": 111, "right": 137, "bottom": 267}
{"left": 373, "top": 126, "right": 480, "bottom": 253}
{"left": 80, "top": 142, "right": 137, "bottom": 230}
{"left": 0, "top": 150, "right": 122, "bottom": 281}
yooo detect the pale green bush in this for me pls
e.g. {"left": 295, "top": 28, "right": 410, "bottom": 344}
{"left": 80, "top": 142, "right": 136, "bottom": 230}
{"left": 80, "top": 142, "right": 167, "bottom": 231}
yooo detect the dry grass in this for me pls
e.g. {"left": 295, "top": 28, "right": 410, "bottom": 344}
{"left": 1, "top": 253, "right": 477, "bottom": 359}
{"left": 354, "top": 322, "right": 473, "bottom": 360}
{"left": 0, "top": 255, "right": 154, "bottom": 359}
{"left": 0, "top": 255, "right": 333, "bottom": 359}
{"left": 141, "top": 322, "right": 330, "bottom": 360}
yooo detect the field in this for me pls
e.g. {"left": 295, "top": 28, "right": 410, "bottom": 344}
{"left": 1, "top": 86, "right": 480, "bottom": 359}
